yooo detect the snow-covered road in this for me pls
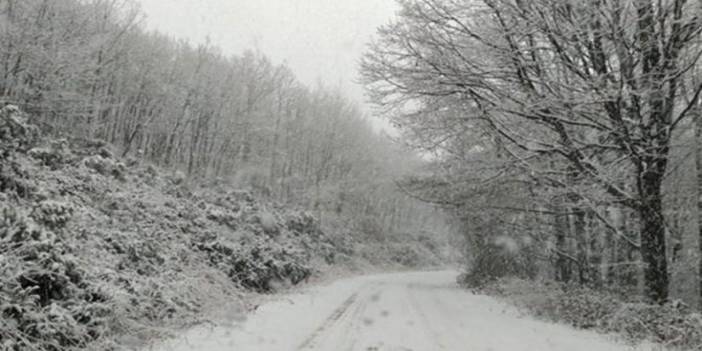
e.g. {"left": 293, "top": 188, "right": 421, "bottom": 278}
{"left": 150, "top": 271, "right": 656, "bottom": 351}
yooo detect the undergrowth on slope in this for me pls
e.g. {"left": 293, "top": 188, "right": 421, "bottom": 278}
{"left": 0, "top": 106, "right": 332, "bottom": 350}
{"left": 0, "top": 105, "right": 447, "bottom": 350}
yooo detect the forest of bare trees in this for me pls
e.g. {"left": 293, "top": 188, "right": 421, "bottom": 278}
{"left": 0, "top": 0, "right": 451, "bottom": 242}
{"left": 4, "top": 0, "right": 702, "bottom": 349}
{"left": 362, "top": 0, "right": 702, "bottom": 304}
{"left": 5, "top": 0, "right": 702, "bottom": 308}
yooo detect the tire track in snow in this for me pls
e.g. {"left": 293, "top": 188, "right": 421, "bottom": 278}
{"left": 339, "top": 288, "right": 373, "bottom": 351}
{"left": 405, "top": 284, "right": 450, "bottom": 350}
{"left": 296, "top": 286, "right": 365, "bottom": 350}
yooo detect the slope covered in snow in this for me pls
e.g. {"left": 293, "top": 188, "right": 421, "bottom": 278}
{"left": 0, "top": 106, "right": 447, "bottom": 350}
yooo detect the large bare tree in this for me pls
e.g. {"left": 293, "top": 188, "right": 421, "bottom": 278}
{"left": 362, "top": 0, "right": 702, "bottom": 302}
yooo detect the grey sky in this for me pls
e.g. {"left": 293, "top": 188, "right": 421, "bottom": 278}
{"left": 137, "top": 0, "right": 398, "bottom": 123}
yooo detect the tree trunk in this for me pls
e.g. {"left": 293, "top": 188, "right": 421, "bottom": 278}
{"left": 695, "top": 99, "right": 702, "bottom": 307}
{"left": 573, "top": 208, "right": 589, "bottom": 284}
{"left": 604, "top": 206, "right": 622, "bottom": 286}
{"left": 638, "top": 170, "right": 669, "bottom": 303}
{"left": 554, "top": 206, "right": 572, "bottom": 283}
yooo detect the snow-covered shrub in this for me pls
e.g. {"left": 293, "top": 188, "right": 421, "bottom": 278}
{"left": 31, "top": 200, "right": 74, "bottom": 230}
{"left": 28, "top": 139, "right": 72, "bottom": 169}
{"left": 229, "top": 245, "right": 311, "bottom": 291}
{"left": 0, "top": 105, "right": 39, "bottom": 157}
{"left": 389, "top": 244, "right": 422, "bottom": 266}
{"left": 460, "top": 240, "right": 537, "bottom": 288}
{"left": 116, "top": 240, "right": 166, "bottom": 276}
{"left": 0, "top": 207, "right": 111, "bottom": 351}
{"left": 97, "top": 147, "right": 113, "bottom": 159}
{"left": 0, "top": 158, "right": 35, "bottom": 197}
{"left": 29, "top": 146, "right": 62, "bottom": 167}
{"left": 83, "top": 155, "right": 111, "bottom": 175}
{"left": 231, "top": 190, "right": 254, "bottom": 203}
{"left": 477, "top": 279, "right": 618, "bottom": 329}
{"left": 169, "top": 170, "right": 186, "bottom": 185}
{"left": 548, "top": 290, "right": 702, "bottom": 347}
{"left": 255, "top": 211, "right": 279, "bottom": 236}
{"left": 609, "top": 302, "right": 702, "bottom": 347}
{"left": 285, "top": 211, "right": 318, "bottom": 235}
{"left": 83, "top": 155, "right": 126, "bottom": 181}
{"left": 386, "top": 242, "right": 440, "bottom": 268}
{"left": 145, "top": 164, "right": 158, "bottom": 178}
{"left": 544, "top": 286, "right": 619, "bottom": 329}
{"left": 193, "top": 234, "right": 311, "bottom": 292}
{"left": 206, "top": 207, "right": 238, "bottom": 230}
{"left": 478, "top": 278, "right": 702, "bottom": 349}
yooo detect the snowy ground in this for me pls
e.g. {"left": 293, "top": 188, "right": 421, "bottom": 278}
{"left": 147, "top": 271, "right": 661, "bottom": 351}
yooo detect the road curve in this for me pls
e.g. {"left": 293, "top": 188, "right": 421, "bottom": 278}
{"left": 150, "top": 271, "right": 655, "bottom": 351}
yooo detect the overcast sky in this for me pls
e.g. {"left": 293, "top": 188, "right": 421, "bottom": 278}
{"left": 137, "top": 0, "right": 398, "bottom": 122}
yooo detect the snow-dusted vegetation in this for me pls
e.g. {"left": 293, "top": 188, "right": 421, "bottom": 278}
{"left": 3, "top": 0, "right": 702, "bottom": 349}
{"left": 0, "top": 105, "right": 449, "bottom": 350}
{"left": 0, "top": 1, "right": 456, "bottom": 347}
